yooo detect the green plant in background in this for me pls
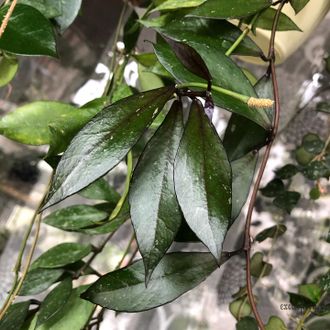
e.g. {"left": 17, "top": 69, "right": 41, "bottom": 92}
{"left": 0, "top": 0, "right": 329, "bottom": 329}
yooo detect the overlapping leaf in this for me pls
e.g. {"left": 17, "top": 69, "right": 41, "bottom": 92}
{"left": 43, "top": 86, "right": 175, "bottom": 209}
{"left": 130, "top": 101, "right": 184, "bottom": 280}
{"left": 174, "top": 100, "right": 231, "bottom": 260}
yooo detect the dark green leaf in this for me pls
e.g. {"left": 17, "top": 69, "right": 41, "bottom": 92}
{"left": 123, "top": 10, "right": 141, "bottom": 53}
{"left": 130, "top": 101, "right": 184, "bottom": 280}
{"left": 290, "top": 0, "right": 310, "bottom": 14}
{"left": 55, "top": 0, "right": 82, "bottom": 32}
{"left": 265, "top": 316, "right": 287, "bottom": 330}
{"left": 189, "top": 0, "right": 271, "bottom": 19}
{"left": 302, "top": 160, "right": 330, "bottom": 180}
{"left": 298, "top": 284, "right": 322, "bottom": 304}
{"left": 316, "top": 102, "right": 330, "bottom": 114}
{"left": 273, "top": 191, "right": 301, "bottom": 214}
{"left": 250, "top": 252, "right": 272, "bottom": 277}
{"left": 231, "top": 152, "right": 258, "bottom": 220}
{"left": 236, "top": 317, "right": 258, "bottom": 330}
{"left": 153, "top": 0, "right": 206, "bottom": 11}
{"left": 20, "top": 268, "right": 64, "bottom": 296}
{"left": 18, "top": 0, "right": 62, "bottom": 18}
{"left": 309, "top": 186, "right": 321, "bottom": 200}
{"left": 43, "top": 205, "right": 109, "bottom": 231}
{"left": 174, "top": 100, "right": 231, "bottom": 260}
{"left": 36, "top": 286, "right": 94, "bottom": 330}
{"left": 260, "top": 178, "right": 285, "bottom": 197}
{"left": 0, "top": 4, "right": 56, "bottom": 56}
{"left": 253, "top": 8, "right": 302, "bottom": 31}
{"left": 320, "top": 271, "right": 330, "bottom": 291}
{"left": 157, "top": 18, "right": 261, "bottom": 57}
{"left": 288, "top": 292, "right": 316, "bottom": 308}
{"left": 42, "top": 86, "right": 175, "bottom": 209}
{"left": 82, "top": 252, "right": 221, "bottom": 312}
{"left": 80, "top": 178, "right": 120, "bottom": 203}
{"left": 0, "top": 54, "right": 18, "bottom": 87}
{"left": 31, "top": 243, "right": 92, "bottom": 269}
{"left": 174, "top": 219, "right": 200, "bottom": 242}
{"left": 255, "top": 224, "right": 287, "bottom": 242}
{"left": 154, "top": 38, "right": 270, "bottom": 129}
{"left": 302, "top": 133, "right": 325, "bottom": 155}
{"left": 0, "top": 101, "right": 103, "bottom": 147}
{"left": 37, "top": 278, "right": 72, "bottom": 327}
{"left": 275, "top": 164, "right": 299, "bottom": 179}
{"left": 0, "top": 301, "right": 30, "bottom": 330}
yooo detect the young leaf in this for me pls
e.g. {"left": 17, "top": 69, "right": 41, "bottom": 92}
{"left": 236, "top": 317, "right": 258, "bottom": 330}
{"left": 174, "top": 100, "right": 231, "bottom": 260}
{"left": 0, "top": 101, "right": 102, "bottom": 146}
{"left": 260, "top": 178, "right": 285, "bottom": 197}
{"left": 42, "top": 86, "right": 175, "bottom": 209}
{"left": 231, "top": 152, "right": 258, "bottom": 221}
{"left": 275, "top": 164, "right": 299, "bottom": 179}
{"left": 36, "top": 278, "right": 72, "bottom": 327}
{"left": 273, "top": 191, "right": 301, "bottom": 214}
{"left": 0, "top": 301, "right": 30, "bottom": 330}
{"left": 290, "top": 0, "right": 310, "bottom": 14}
{"left": 0, "top": 54, "right": 18, "bottom": 87}
{"left": 20, "top": 268, "right": 64, "bottom": 296}
{"left": 157, "top": 18, "right": 261, "bottom": 57}
{"left": 36, "top": 286, "right": 94, "bottom": 330}
{"left": 253, "top": 8, "right": 302, "bottom": 31}
{"left": 55, "top": 0, "right": 82, "bottom": 32}
{"left": 43, "top": 205, "right": 109, "bottom": 231}
{"left": 255, "top": 224, "right": 287, "bottom": 242}
{"left": 188, "top": 0, "right": 271, "bottom": 19}
{"left": 81, "top": 252, "right": 222, "bottom": 312}
{"left": 153, "top": 0, "right": 206, "bottom": 12}
{"left": 31, "top": 243, "right": 92, "bottom": 269}
{"left": 0, "top": 4, "right": 57, "bottom": 56}
{"left": 80, "top": 178, "right": 120, "bottom": 203}
{"left": 130, "top": 101, "right": 184, "bottom": 281}
{"left": 265, "top": 316, "right": 288, "bottom": 330}
{"left": 250, "top": 252, "right": 272, "bottom": 278}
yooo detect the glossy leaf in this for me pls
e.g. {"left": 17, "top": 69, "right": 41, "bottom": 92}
{"left": 82, "top": 252, "right": 221, "bottom": 312}
{"left": 0, "top": 4, "right": 56, "bottom": 56}
{"left": 55, "top": 0, "right": 82, "bottom": 32}
{"left": 157, "top": 18, "right": 261, "bottom": 57}
{"left": 255, "top": 224, "right": 287, "bottom": 242}
{"left": 153, "top": 0, "right": 206, "bottom": 11}
{"left": 290, "top": 0, "right": 310, "bottom": 14}
{"left": 253, "top": 8, "right": 301, "bottom": 31}
{"left": 275, "top": 164, "right": 299, "bottom": 179}
{"left": 154, "top": 38, "right": 270, "bottom": 129}
{"left": 288, "top": 292, "right": 316, "bottom": 308}
{"left": 265, "top": 316, "right": 287, "bottom": 330}
{"left": 31, "top": 243, "right": 92, "bottom": 269}
{"left": 20, "top": 268, "right": 64, "bottom": 296}
{"left": 273, "top": 191, "right": 301, "bottom": 214}
{"left": 174, "top": 100, "right": 231, "bottom": 260}
{"left": 42, "top": 86, "right": 175, "bottom": 209}
{"left": 260, "top": 178, "right": 285, "bottom": 197}
{"left": 189, "top": 0, "right": 271, "bottom": 19}
{"left": 250, "top": 252, "right": 272, "bottom": 277}
{"left": 80, "top": 178, "right": 120, "bottom": 203}
{"left": 231, "top": 152, "right": 257, "bottom": 221}
{"left": 320, "top": 271, "right": 330, "bottom": 292}
{"left": 18, "top": 0, "right": 62, "bottom": 18}
{"left": 37, "top": 278, "right": 72, "bottom": 327}
{"left": 130, "top": 101, "right": 184, "bottom": 280}
{"left": 0, "top": 301, "right": 30, "bottom": 330}
{"left": 124, "top": 10, "right": 141, "bottom": 53}
{"left": 44, "top": 205, "right": 109, "bottom": 231}
{"left": 36, "top": 286, "right": 94, "bottom": 330}
{"left": 302, "top": 159, "right": 330, "bottom": 180}
{"left": 0, "top": 101, "right": 102, "bottom": 146}
{"left": 236, "top": 317, "right": 258, "bottom": 330}
{"left": 0, "top": 54, "right": 18, "bottom": 87}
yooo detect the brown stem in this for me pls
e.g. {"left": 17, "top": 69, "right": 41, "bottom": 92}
{"left": 243, "top": 1, "right": 287, "bottom": 329}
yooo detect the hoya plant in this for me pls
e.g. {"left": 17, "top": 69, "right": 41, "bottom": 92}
{"left": 0, "top": 0, "right": 329, "bottom": 329}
